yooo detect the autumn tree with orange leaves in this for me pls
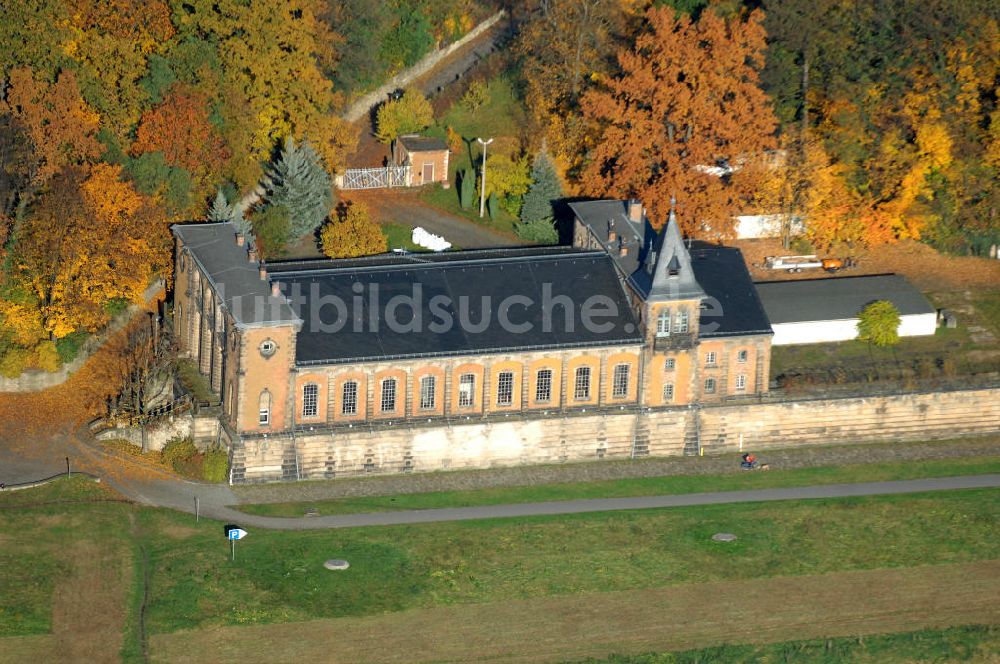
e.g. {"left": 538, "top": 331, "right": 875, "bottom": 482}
{"left": 579, "top": 6, "right": 777, "bottom": 237}
{"left": 132, "top": 85, "right": 230, "bottom": 174}
{"left": 10, "top": 164, "right": 169, "bottom": 339}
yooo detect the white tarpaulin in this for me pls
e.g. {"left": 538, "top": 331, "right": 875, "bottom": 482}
{"left": 411, "top": 226, "right": 452, "bottom": 252}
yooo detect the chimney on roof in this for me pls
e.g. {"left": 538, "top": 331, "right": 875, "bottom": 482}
{"left": 270, "top": 281, "right": 280, "bottom": 297}
{"left": 248, "top": 246, "right": 257, "bottom": 264}
{"left": 618, "top": 237, "right": 628, "bottom": 258}
{"left": 607, "top": 219, "right": 617, "bottom": 243}
{"left": 236, "top": 233, "right": 245, "bottom": 247}
{"left": 259, "top": 264, "right": 267, "bottom": 280}
{"left": 628, "top": 199, "right": 643, "bottom": 223}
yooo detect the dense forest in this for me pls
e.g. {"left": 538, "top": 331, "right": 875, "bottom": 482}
{"left": 0, "top": 0, "right": 491, "bottom": 376}
{"left": 0, "top": 0, "right": 997, "bottom": 378}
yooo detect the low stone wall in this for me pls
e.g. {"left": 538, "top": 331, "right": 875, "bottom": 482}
{"left": 698, "top": 387, "right": 1000, "bottom": 453}
{"left": 95, "top": 410, "right": 222, "bottom": 452}
{"left": 231, "top": 386, "right": 1000, "bottom": 483}
{"left": 341, "top": 10, "right": 506, "bottom": 123}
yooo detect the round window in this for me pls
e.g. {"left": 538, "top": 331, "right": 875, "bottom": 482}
{"left": 259, "top": 339, "right": 277, "bottom": 357}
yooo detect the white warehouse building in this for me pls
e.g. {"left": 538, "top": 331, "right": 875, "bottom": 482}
{"left": 755, "top": 274, "right": 938, "bottom": 346}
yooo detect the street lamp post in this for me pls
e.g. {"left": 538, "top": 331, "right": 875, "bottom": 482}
{"left": 476, "top": 137, "right": 494, "bottom": 218}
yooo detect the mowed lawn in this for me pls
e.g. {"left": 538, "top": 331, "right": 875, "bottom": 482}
{"left": 236, "top": 454, "right": 1000, "bottom": 517}
{"left": 3, "top": 479, "right": 998, "bottom": 663}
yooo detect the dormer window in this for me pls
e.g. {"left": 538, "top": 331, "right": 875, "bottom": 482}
{"left": 667, "top": 254, "right": 681, "bottom": 277}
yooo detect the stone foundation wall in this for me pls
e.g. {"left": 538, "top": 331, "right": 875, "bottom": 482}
{"left": 231, "top": 387, "right": 1000, "bottom": 483}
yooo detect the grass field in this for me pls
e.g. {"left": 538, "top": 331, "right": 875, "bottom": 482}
{"left": 3, "top": 478, "right": 998, "bottom": 663}
{"left": 382, "top": 222, "right": 426, "bottom": 252}
{"left": 236, "top": 455, "right": 1000, "bottom": 517}
{"left": 574, "top": 624, "right": 1000, "bottom": 663}
{"left": 416, "top": 74, "right": 529, "bottom": 239}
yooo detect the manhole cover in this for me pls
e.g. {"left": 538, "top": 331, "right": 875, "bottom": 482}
{"left": 324, "top": 559, "right": 350, "bottom": 570}
{"left": 712, "top": 533, "right": 737, "bottom": 542}
{"left": 304, "top": 507, "right": 319, "bottom": 517}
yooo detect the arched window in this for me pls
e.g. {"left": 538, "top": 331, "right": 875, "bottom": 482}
{"left": 302, "top": 383, "right": 318, "bottom": 418}
{"left": 419, "top": 375, "right": 436, "bottom": 410}
{"left": 656, "top": 310, "right": 671, "bottom": 337}
{"left": 341, "top": 381, "right": 358, "bottom": 415}
{"left": 458, "top": 374, "right": 476, "bottom": 407}
{"left": 258, "top": 390, "right": 271, "bottom": 425}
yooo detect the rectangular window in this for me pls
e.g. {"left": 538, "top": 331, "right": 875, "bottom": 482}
{"left": 535, "top": 369, "right": 553, "bottom": 403}
{"left": 612, "top": 364, "right": 630, "bottom": 398}
{"left": 258, "top": 408, "right": 269, "bottom": 425}
{"left": 302, "top": 383, "right": 318, "bottom": 418}
{"left": 735, "top": 374, "right": 747, "bottom": 391}
{"left": 341, "top": 381, "right": 358, "bottom": 415}
{"left": 737, "top": 349, "right": 748, "bottom": 363}
{"left": 419, "top": 375, "right": 436, "bottom": 409}
{"left": 705, "top": 351, "right": 717, "bottom": 366}
{"left": 496, "top": 371, "right": 514, "bottom": 406}
{"left": 704, "top": 377, "right": 717, "bottom": 394}
{"left": 458, "top": 374, "right": 475, "bottom": 407}
{"left": 381, "top": 378, "right": 397, "bottom": 412}
{"left": 663, "top": 384, "right": 674, "bottom": 402}
{"left": 656, "top": 310, "right": 671, "bottom": 337}
{"left": 574, "top": 366, "right": 591, "bottom": 400}
{"left": 664, "top": 358, "right": 676, "bottom": 371}
{"left": 674, "top": 310, "right": 689, "bottom": 333}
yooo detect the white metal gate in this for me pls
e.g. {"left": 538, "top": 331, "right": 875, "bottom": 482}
{"left": 340, "top": 165, "right": 410, "bottom": 190}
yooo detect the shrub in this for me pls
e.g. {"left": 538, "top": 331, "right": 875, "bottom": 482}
{"left": 0, "top": 347, "right": 31, "bottom": 378}
{"left": 34, "top": 341, "right": 60, "bottom": 372}
{"left": 162, "top": 437, "right": 197, "bottom": 466}
{"left": 202, "top": 448, "right": 229, "bottom": 483}
{"left": 460, "top": 80, "right": 489, "bottom": 111}
{"left": 789, "top": 236, "right": 814, "bottom": 254}
{"left": 516, "top": 218, "right": 559, "bottom": 244}
{"left": 252, "top": 204, "right": 291, "bottom": 259}
{"left": 55, "top": 331, "right": 90, "bottom": 364}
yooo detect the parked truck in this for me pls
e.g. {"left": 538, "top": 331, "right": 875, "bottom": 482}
{"left": 764, "top": 255, "right": 854, "bottom": 273}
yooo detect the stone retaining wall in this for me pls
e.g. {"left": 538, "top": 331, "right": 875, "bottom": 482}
{"left": 232, "top": 386, "right": 1000, "bottom": 483}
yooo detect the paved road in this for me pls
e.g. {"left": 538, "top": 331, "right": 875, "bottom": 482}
{"left": 114, "top": 473, "right": 1000, "bottom": 531}
{"left": 350, "top": 189, "right": 520, "bottom": 250}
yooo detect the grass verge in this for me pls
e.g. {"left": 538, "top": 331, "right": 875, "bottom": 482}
{"left": 236, "top": 455, "right": 1000, "bottom": 517}
{"left": 144, "top": 488, "right": 1000, "bottom": 633}
{"left": 573, "top": 624, "right": 1000, "bottom": 663}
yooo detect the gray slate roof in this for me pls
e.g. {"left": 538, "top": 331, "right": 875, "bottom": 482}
{"left": 398, "top": 135, "right": 449, "bottom": 152}
{"left": 570, "top": 199, "right": 770, "bottom": 338}
{"left": 272, "top": 250, "right": 643, "bottom": 364}
{"left": 755, "top": 274, "right": 935, "bottom": 324}
{"left": 171, "top": 223, "right": 300, "bottom": 328}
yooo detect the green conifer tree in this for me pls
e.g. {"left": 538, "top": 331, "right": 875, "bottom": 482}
{"left": 266, "top": 136, "right": 333, "bottom": 238}
{"left": 519, "top": 153, "right": 563, "bottom": 225}
{"left": 207, "top": 189, "right": 232, "bottom": 222}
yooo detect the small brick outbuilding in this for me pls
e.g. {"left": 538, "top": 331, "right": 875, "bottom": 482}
{"left": 392, "top": 135, "right": 450, "bottom": 187}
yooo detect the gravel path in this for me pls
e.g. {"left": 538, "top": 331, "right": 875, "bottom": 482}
{"left": 232, "top": 435, "right": 1000, "bottom": 505}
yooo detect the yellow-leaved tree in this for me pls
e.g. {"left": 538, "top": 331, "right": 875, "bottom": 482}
{"left": 320, "top": 202, "right": 387, "bottom": 259}
{"left": 14, "top": 164, "right": 168, "bottom": 338}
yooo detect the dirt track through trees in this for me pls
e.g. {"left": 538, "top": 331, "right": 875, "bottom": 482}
{"left": 150, "top": 559, "right": 1000, "bottom": 664}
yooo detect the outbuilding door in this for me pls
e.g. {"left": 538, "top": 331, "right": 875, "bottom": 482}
{"left": 422, "top": 162, "right": 434, "bottom": 184}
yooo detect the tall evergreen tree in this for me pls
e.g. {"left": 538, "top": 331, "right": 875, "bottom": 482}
{"left": 207, "top": 189, "right": 232, "bottom": 222}
{"left": 520, "top": 153, "right": 563, "bottom": 225}
{"left": 266, "top": 136, "right": 333, "bottom": 238}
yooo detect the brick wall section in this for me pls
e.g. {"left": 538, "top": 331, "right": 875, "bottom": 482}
{"left": 233, "top": 386, "right": 1000, "bottom": 482}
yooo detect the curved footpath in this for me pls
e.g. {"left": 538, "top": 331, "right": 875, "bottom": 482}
{"left": 106, "top": 471, "right": 1000, "bottom": 531}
